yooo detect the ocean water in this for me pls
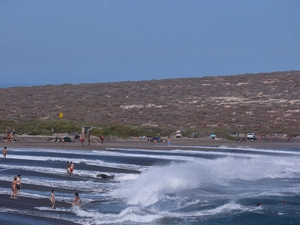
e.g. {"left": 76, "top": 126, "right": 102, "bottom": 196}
{"left": 1, "top": 144, "right": 300, "bottom": 224}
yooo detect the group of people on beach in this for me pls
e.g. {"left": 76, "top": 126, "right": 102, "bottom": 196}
{"left": 11, "top": 175, "right": 21, "bottom": 199}
{"left": 66, "top": 161, "right": 75, "bottom": 175}
{"left": 50, "top": 189, "right": 81, "bottom": 209}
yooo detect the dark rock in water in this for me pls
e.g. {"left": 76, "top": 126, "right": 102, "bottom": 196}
{"left": 97, "top": 173, "right": 115, "bottom": 179}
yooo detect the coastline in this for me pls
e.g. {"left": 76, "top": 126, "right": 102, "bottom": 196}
{"left": 1, "top": 135, "right": 299, "bottom": 151}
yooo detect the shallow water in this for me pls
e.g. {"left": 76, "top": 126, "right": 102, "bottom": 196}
{"left": 1, "top": 145, "right": 300, "bottom": 224}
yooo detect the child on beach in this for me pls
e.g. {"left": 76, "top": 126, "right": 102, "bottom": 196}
{"left": 72, "top": 192, "right": 81, "bottom": 206}
{"left": 50, "top": 189, "right": 56, "bottom": 209}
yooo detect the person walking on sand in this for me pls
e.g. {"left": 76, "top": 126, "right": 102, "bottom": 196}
{"left": 3, "top": 147, "right": 7, "bottom": 158}
{"left": 50, "top": 189, "right": 56, "bottom": 209}
{"left": 72, "top": 192, "right": 81, "bottom": 206}
{"left": 16, "top": 175, "right": 21, "bottom": 198}
{"left": 11, "top": 177, "right": 17, "bottom": 199}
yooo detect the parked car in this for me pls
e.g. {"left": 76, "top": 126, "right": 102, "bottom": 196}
{"left": 247, "top": 133, "right": 256, "bottom": 141}
{"left": 63, "top": 136, "right": 73, "bottom": 142}
{"left": 209, "top": 134, "right": 216, "bottom": 139}
{"left": 74, "top": 135, "right": 80, "bottom": 140}
{"left": 147, "top": 137, "right": 166, "bottom": 143}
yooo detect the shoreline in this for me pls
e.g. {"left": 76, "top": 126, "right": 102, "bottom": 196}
{"left": 1, "top": 135, "right": 299, "bottom": 151}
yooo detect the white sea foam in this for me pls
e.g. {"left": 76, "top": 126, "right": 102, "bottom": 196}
{"left": 192, "top": 202, "right": 249, "bottom": 216}
{"left": 73, "top": 206, "right": 162, "bottom": 224}
{"left": 5, "top": 154, "right": 145, "bottom": 171}
{"left": 114, "top": 153, "right": 300, "bottom": 207}
{"left": 92, "top": 149, "right": 203, "bottom": 162}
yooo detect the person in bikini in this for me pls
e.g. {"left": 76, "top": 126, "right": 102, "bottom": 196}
{"left": 16, "top": 175, "right": 21, "bottom": 198}
{"left": 3, "top": 147, "right": 7, "bottom": 158}
{"left": 50, "top": 189, "right": 56, "bottom": 209}
{"left": 11, "top": 177, "right": 17, "bottom": 199}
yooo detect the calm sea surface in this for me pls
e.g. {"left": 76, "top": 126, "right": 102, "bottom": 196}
{"left": 1, "top": 144, "right": 300, "bottom": 224}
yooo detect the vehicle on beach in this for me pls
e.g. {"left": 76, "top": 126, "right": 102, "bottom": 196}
{"left": 62, "top": 137, "right": 73, "bottom": 142}
{"left": 147, "top": 137, "right": 166, "bottom": 143}
{"left": 74, "top": 135, "right": 80, "bottom": 140}
{"left": 47, "top": 137, "right": 73, "bottom": 142}
{"left": 247, "top": 133, "right": 256, "bottom": 141}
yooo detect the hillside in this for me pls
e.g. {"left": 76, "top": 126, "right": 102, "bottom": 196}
{"left": 1, "top": 71, "right": 300, "bottom": 136}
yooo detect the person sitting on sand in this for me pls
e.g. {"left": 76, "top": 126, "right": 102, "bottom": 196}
{"left": 50, "top": 189, "right": 56, "bottom": 209}
{"left": 3, "top": 147, "right": 7, "bottom": 158}
{"left": 11, "top": 177, "right": 17, "bottom": 199}
{"left": 72, "top": 192, "right": 81, "bottom": 206}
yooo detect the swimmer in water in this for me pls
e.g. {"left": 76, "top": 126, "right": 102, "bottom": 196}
{"left": 72, "top": 192, "right": 81, "bottom": 206}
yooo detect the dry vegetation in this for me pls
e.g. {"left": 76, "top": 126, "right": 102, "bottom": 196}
{"left": 1, "top": 71, "right": 300, "bottom": 136}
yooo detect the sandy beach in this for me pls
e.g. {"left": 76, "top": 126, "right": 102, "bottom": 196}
{"left": 1, "top": 135, "right": 299, "bottom": 151}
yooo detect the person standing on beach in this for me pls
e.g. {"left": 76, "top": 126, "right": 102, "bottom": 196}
{"left": 100, "top": 135, "right": 104, "bottom": 144}
{"left": 72, "top": 192, "right": 81, "bottom": 206}
{"left": 167, "top": 137, "right": 171, "bottom": 146}
{"left": 66, "top": 161, "right": 71, "bottom": 174}
{"left": 70, "top": 161, "right": 74, "bottom": 175}
{"left": 11, "top": 177, "right": 17, "bottom": 199}
{"left": 16, "top": 175, "right": 21, "bottom": 198}
{"left": 50, "top": 189, "right": 56, "bottom": 209}
{"left": 80, "top": 136, "right": 84, "bottom": 146}
{"left": 3, "top": 147, "right": 7, "bottom": 158}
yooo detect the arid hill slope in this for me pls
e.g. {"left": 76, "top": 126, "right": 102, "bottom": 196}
{"left": 1, "top": 71, "right": 300, "bottom": 134}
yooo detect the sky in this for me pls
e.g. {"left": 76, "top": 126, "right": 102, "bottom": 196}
{"left": 1, "top": 0, "right": 299, "bottom": 87}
